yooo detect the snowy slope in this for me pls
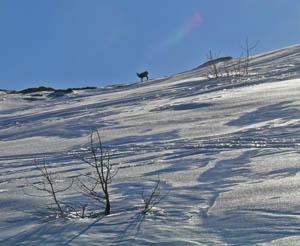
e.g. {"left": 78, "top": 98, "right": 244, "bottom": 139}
{"left": 1, "top": 44, "right": 300, "bottom": 245}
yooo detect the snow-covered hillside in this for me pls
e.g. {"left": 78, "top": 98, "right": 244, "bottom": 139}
{"left": 2, "top": 44, "right": 300, "bottom": 245}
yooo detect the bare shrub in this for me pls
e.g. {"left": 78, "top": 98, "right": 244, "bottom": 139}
{"left": 141, "top": 176, "right": 168, "bottom": 214}
{"left": 24, "top": 158, "right": 73, "bottom": 217}
{"left": 204, "top": 38, "right": 258, "bottom": 79}
{"left": 62, "top": 202, "right": 89, "bottom": 218}
{"left": 207, "top": 50, "right": 220, "bottom": 78}
{"left": 242, "top": 37, "right": 259, "bottom": 75}
{"left": 77, "top": 129, "right": 118, "bottom": 216}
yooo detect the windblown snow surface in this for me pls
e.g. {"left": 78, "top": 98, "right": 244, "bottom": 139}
{"left": 2, "top": 45, "right": 300, "bottom": 245}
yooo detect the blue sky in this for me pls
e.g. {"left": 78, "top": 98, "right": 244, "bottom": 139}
{"left": 0, "top": 0, "right": 299, "bottom": 90}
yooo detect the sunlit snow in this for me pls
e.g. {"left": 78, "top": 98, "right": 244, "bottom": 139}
{"left": 2, "top": 44, "right": 300, "bottom": 245}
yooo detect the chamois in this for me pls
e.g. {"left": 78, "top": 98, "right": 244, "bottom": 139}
{"left": 137, "top": 71, "right": 149, "bottom": 81}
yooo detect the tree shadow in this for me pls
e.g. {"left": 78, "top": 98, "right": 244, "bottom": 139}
{"left": 195, "top": 148, "right": 300, "bottom": 245}
{"left": 0, "top": 209, "right": 106, "bottom": 246}
{"left": 227, "top": 101, "right": 300, "bottom": 127}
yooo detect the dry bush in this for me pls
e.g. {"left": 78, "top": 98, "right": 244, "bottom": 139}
{"left": 77, "top": 129, "right": 118, "bottom": 216}
{"left": 141, "top": 176, "right": 168, "bottom": 214}
{"left": 24, "top": 158, "right": 74, "bottom": 217}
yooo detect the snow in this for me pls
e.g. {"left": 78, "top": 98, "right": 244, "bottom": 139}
{"left": 2, "top": 44, "right": 300, "bottom": 245}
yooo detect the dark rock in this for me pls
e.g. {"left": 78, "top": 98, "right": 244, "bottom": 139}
{"left": 19, "top": 86, "right": 55, "bottom": 94}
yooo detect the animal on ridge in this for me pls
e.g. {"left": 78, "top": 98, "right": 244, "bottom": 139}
{"left": 137, "top": 71, "right": 149, "bottom": 81}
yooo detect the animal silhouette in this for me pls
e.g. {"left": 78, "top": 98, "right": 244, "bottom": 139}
{"left": 137, "top": 71, "right": 149, "bottom": 81}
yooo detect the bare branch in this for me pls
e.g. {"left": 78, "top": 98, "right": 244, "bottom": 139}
{"left": 241, "top": 37, "right": 259, "bottom": 75}
{"left": 207, "top": 50, "right": 220, "bottom": 78}
{"left": 76, "top": 129, "right": 119, "bottom": 216}
{"left": 141, "top": 176, "right": 168, "bottom": 214}
{"left": 24, "top": 158, "right": 74, "bottom": 217}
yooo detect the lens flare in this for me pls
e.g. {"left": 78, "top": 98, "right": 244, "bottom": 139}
{"left": 166, "top": 12, "right": 203, "bottom": 47}
{"left": 146, "top": 12, "right": 203, "bottom": 61}
{"left": 186, "top": 13, "right": 203, "bottom": 32}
